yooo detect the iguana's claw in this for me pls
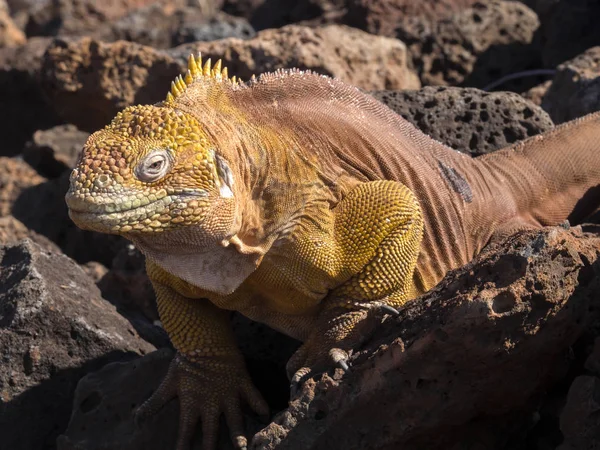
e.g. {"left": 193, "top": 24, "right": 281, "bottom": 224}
{"left": 287, "top": 302, "right": 399, "bottom": 397}
{"left": 135, "top": 352, "right": 269, "bottom": 450}
{"left": 379, "top": 304, "right": 400, "bottom": 316}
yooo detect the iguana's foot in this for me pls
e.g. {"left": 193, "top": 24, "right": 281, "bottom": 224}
{"left": 135, "top": 352, "right": 269, "bottom": 450}
{"left": 286, "top": 303, "right": 399, "bottom": 396}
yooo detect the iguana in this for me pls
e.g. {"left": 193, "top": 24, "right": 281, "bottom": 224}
{"left": 65, "top": 54, "right": 600, "bottom": 450}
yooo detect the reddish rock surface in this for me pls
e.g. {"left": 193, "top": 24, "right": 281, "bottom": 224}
{"left": 396, "top": 0, "right": 541, "bottom": 89}
{"left": 344, "top": 0, "right": 479, "bottom": 37}
{"left": 0, "top": 7, "right": 25, "bottom": 46}
{"left": 40, "top": 37, "right": 182, "bottom": 132}
{"left": 252, "top": 227, "right": 600, "bottom": 449}
{"left": 172, "top": 24, "right": 420, "bottom": 91}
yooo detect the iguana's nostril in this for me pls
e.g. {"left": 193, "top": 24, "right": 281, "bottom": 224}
{"left": 95, "top": 174, "right": 110, "bottom": 187}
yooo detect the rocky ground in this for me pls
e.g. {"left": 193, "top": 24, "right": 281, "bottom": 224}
{"left": 0, "top": 0, "right": 599, "bottom": 449}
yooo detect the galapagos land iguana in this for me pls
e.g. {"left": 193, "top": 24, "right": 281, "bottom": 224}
{"left": 65, "top": 55, "right": 600, "bottom": 450}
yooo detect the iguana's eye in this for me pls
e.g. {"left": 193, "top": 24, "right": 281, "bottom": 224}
{"left": 135, "top": 150, "right": 172, "bottom": 183}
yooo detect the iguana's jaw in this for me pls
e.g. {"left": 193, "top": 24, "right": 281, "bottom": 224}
{"left": 66, "top": 187, "right": 210, "bottom": 234}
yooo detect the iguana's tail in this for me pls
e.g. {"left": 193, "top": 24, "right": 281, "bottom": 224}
{"left": 475, "top": 111, "right": 600, "bottom": 231}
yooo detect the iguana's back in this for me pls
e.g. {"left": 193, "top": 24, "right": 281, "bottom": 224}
{"left": 174, "top": 70, "right": 600, "bottom": 294}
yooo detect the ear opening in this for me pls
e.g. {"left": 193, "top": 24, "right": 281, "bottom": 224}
{"left": 215, "top": 153, "right": 234, "bottom": 198}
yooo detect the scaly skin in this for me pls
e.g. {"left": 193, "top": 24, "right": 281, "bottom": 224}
{"left": 66, "top": 55, "right": 600, "bottom": 449}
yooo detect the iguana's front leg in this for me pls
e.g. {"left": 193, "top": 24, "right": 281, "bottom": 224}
{"left": 136, "top": 262, "right": 268, "bottom": 450}
{"left": 286, "top": 180, "right": 423, "bottom": 386}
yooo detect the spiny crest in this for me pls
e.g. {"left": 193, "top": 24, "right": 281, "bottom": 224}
{"left": 165, "top": 54, "right": 242, "bottom": 103}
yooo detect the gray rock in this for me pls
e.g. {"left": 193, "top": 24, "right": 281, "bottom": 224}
{"left": 172, "top": 11, "right": 256, "bottom": 46}
{"left": 371, "top": 86, "right": 554, "bottom": 156}
{"left": 56, "top": 348, "right": 268, "bottom": 450}
{"left": 23, "top": 124, "right": 89, "bottom": 178}
{"left": 56, "top": 349, "right": 178, "bottom": 450}
{"left": 0, "top": 239, "right": 155, "bottom": 450}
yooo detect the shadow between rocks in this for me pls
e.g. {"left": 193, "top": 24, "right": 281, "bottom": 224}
{"left": 0, "top": 351, "right": 141, "bottom": 450}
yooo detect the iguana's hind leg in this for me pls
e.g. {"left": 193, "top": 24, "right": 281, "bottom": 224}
{"left": 286, "top": 180, "right": 423, "bottom": 388}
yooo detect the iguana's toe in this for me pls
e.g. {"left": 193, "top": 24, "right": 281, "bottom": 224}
{"left": 135, "top": 352, "right": 268, "bottom": 450}
{"left": 287, "top": 302, "right": 400, "bottom": 396}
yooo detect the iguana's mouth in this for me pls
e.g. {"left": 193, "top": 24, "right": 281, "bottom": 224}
{"left": 65, "top": 191, "right": 208, "bottom": 234}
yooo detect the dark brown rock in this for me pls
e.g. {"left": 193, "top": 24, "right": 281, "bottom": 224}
{"left": 538, "top": 0, "right": 600, "bottom": 68}
{"left": 56, "top": 317, "right": 298, "bottom": 450}
{"left": 56, "top": 349, "right": 180, "bottom": 450}
{"left": 41, "top": 37, "right": 182, "bottom": 132}
{"left": 0, "top": 37, "right": 63, "bottom": 156}
{"left": 97, "top": 244, "right": 158, "bottom": 322}
{"left": 0, "top": 239, "right": 155, "bottom": 450}
{"left": 344, "top": 0, "right": 479, "bottom": 37}
{"left": 172, "top": 24, "right": 420, "bottom": 91}
{"left": 251, "top": 227, "right": 600, "bottom": 449}
{"left": 0, "top": 157, "right": 46, "bottom": 217}
{"left": 0, "top": 215, "right": 61, "bottom": 251}
{"left": 558, "top": 375, "right": 600, "bottom": 450}
{"left": 394, "top": 0, "right": 542, "bottom": 89}
{"left": 371, "top": 86, "right": 554, "bottom": 155}
{"left": 584, "top": 337, "right": 600, "bottom": 377}
{"left": 11, "top": 170, "right": 128, "bottom": 265}
{"left": 23, "top": 124, "right": 89, "bottom": 178}
{"left": 522, "top": 79, "right": 552, "bottom": 106}
{"left": 541, "top": 46, "right": 600, "bottom": 124}
{"left": 222, "top": 0, "right": 342, "bottom": 30}
{"left": 0, "top": 158, "right": 122, "bottom": 265}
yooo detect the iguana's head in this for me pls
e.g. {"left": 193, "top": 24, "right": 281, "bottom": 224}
{"left": 65, "top": 56, "right": 238, "bottom": 238}
{"left": 65, "top": 104, "right": 236, "bottom": 236}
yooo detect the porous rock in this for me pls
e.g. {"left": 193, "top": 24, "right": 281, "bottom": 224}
{"left": 42, "top": 26, "right": 419, "bottom": 132}
{"left": 251, "top": 227, "right": 600, "bottom": 449}
{"left": 0, "top": 239, "right": 155, "bottom": 450}
{"left": 344, "top": 0, "right": 479, "bottom": 37}
{"left": 97, "top": 244, "right": 158, "bottom": 322}
{"left": 23, "top": 124, "right": 89, "bottom": 178}
{"left": 395, "top": 0, "right": 542, "bottom": 89}
{"left": 371, "top": 86, "right": 554, "bottom": 155}
{"left": 542, "top": 46, "right": 600, "bottom": 124}
{"left": 41, "top": 37, "right": 182, "bottom": 132}
{"left": 171, "top": 24, "right": 420, "bottom": 91}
